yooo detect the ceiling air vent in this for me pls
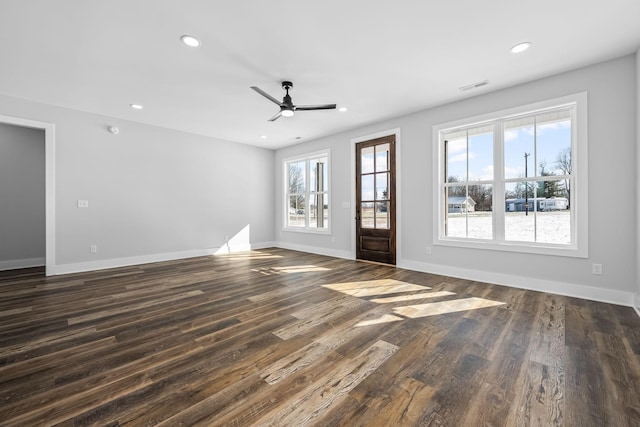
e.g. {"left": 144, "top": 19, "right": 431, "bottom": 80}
{"left": 459, "top": 80, "right": 489, "bottom": 91}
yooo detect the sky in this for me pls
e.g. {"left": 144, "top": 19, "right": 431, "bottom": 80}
{"left": 446, "top": 117, "right": 571, "bottom": 184}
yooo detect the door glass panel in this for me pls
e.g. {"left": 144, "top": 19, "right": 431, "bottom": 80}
{"left": 361, "top": 146, "right": 374, "bottom": 174}
{"left": 375, "top": 172, "right": 388, "bottom": 200}
{"left": 376, "top": 202, "right": 389, "bottom": 229}
{"left": 375, "top": 143, "right": 389, "bottom": 172}
{"left": 361, "top": 202, "right": 375, "bottom": 228}
{"left": 361, "top": 174, "right": 374, "bottom": 200}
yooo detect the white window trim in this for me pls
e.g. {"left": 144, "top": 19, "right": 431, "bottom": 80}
{"left": 282, "top": 149, "right": 331, "bottom": 235}
{"left": 432, "top": 92, "right": 588, "bottom": 258}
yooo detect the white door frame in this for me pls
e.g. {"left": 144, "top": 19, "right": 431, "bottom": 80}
{"left": 0, "top": 114, "right": 56, "bottom": 276}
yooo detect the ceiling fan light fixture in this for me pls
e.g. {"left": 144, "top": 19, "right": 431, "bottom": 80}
{"left": 510, "top": 41, "right": 531, "bottom": 54}
{"left": 281, "top": 108, "right": 294, "bottom": 118}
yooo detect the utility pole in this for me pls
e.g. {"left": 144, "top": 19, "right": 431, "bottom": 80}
{"left": 524, "top": 152, "right": 530, "bottom": 216}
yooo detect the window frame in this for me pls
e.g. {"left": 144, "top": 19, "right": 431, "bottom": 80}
{"left": 432, "top": 93, "right": 588, "bottom": 258}
{"left": 283, "top": 149, "right": 331, "bottom": 234}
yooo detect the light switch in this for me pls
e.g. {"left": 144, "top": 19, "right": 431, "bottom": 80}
{"left": 77, "top": 200, "right": 89, "bottom": 208}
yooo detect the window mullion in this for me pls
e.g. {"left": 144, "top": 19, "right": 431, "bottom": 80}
{"left": 305, "top": 159, "right": 311, "bottom": 229}
{"left": 494, "top": 121, "right": 505, "bottom": 242}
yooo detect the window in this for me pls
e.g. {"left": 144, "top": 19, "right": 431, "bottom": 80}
{"left": 284, "top": 151, "right": 330, "bottom": 232}
{"left": 433, "top": 93, "right": 587, "bottom": 257}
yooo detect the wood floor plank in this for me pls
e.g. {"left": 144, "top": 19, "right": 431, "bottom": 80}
{"left": 0, "top": 248, "right": 638, "bottom": 426}
{"left": 252, "top": 340, "right": 399, "bottom": 426}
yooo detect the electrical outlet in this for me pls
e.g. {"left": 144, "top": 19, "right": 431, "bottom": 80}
{"left": 426, "top": 246, "right": 432, "bottom": 255}
{"left": 90, "top": 245, "right": 97, "bottom": 253}
{"left": 592, "top": 264, "right": 602, "bottom": 275}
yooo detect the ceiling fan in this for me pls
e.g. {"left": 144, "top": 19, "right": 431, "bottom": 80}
{"left": 250, "top": 81, "right": 336, "bottom": 122}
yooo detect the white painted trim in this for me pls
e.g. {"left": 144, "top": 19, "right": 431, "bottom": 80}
{"left": 50, "top": 242, "right": 276, "bottom": 275}
{"left": 431, "top": 93, "right": 588, "bottom": 258}
{"left": 350, "top": 128, "right": 402, "bottom": 261}
{"left": 271, "top": 240, "right": 635, "bottom": 308}
{"left": 398, "top": 258, "right": 634, "bottom": 307}
{"left": 0, "top": 257, "right": 46, "bottom": 271}
{"left": 0, "top": 114, "right": 56, "bottom": 276}
{"left": 275, "top": 241, "right": 354, "bottom": 261}
{"left": 282, "top": 149, "right": 332, "bottom": 234}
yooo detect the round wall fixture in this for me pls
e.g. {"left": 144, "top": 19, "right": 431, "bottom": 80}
{"left": 108, "top": 126, "right": 120, "bottom": 135}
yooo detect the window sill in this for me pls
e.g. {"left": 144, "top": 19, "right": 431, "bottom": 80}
{"left": 282, "top": 227, "right": 331, "bottom": 235}
{"left": 434, "top": 237, "right": 587, "bottom": 258}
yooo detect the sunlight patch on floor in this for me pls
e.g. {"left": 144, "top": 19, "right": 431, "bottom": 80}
{"left": 370, "top": 291, "right": 456, "bottom": 304}
{"left": 217, "top": 251, "right": 283, "bottom": 260}
{"left": 355, "top": 314, "right": 404, "bottom": 327}
{"left": 272, "top": 265, "right": 331, "bottom": 273}
{"left": 251, "top": 265, "right": 331, "bottom": 275}
{"left": 393, "top": 297, "right": 505, "bottom": 318}
{"left": 322, "top": 279, "right": 429, "bottom": 297}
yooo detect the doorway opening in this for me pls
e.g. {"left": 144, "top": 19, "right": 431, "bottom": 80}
{"left": 0, "top": 114, "right": 55, "bottom": 276}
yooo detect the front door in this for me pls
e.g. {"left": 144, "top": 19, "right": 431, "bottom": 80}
{"left": 355, "top": 135, "right": 396, "bottom": 265}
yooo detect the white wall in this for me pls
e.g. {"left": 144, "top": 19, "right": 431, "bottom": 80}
{"left": 0, "top": 94, "right": 275, "bottom": 274}
{"left": 0, "top": 123, "right": 45, "bottom": 269}
{"left": 276, "top": 54, "right": 638, "bottom": 306}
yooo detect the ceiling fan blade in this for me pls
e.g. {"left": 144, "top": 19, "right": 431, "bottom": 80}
{"left": 294, "top": 104, "right": 337, "bottom": 111}
{"left": 250, "top": 86, "right": 283, "bottom": 106}
{"left": 268, "top": 111, "right": 282, "bottom": 122}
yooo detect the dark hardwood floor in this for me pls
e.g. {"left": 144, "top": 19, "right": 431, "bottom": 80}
{"left": 1, "top": 248, "right": 639, "bottom": 426}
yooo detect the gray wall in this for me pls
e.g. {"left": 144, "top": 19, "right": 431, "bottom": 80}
{"left": 636, "top": 48, "right": 640, "bottom": 311}
{"left": 0, "top": 123, "right": 45, "bottom": 266}
{"left": 0, "top": 95, "right": 275, "bottom": 272}
{"left": 276, "top": 54, "right": 638, "bottom": 301}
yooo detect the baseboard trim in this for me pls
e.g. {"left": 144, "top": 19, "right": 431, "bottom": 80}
{"left": 271, "top": 243, "right": 635, "bottom": 308}
{"left": 398, "top": 258, "right": 635, "bottom": 307}
{"left": 0, "top": 257, "right": 45, "bottom": 271}
{"left": 46, "top": 242, "right": 639, "bottom": 313}
{"left": 51, "top": 242, "right": 276, "bottom": 276}
{"left": 274, "top": 242, "right": 353, "bottom": 261}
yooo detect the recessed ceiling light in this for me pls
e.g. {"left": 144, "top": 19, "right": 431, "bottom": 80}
{"left": 338, "top": 107, "right": 348, "bottom": 112}
{"left": 180, "top": 35, "right": 201, "bottom": 47}
{"left": 260, "top": 135, "right": 267, "bottom": 139}
{"left": 129, "top": 103, "right": 144, "bottom": 110}
{"left": 510, "top": 42, "right": 531, "bottom": 54}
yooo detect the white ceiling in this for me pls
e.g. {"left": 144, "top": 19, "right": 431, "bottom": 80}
{"left": 0, "top": 1, "right": 639, "bottom": 150}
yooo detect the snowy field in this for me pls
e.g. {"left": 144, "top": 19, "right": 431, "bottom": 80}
{"left": 447, "top": 210, "right": 571, "bottom": 244}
